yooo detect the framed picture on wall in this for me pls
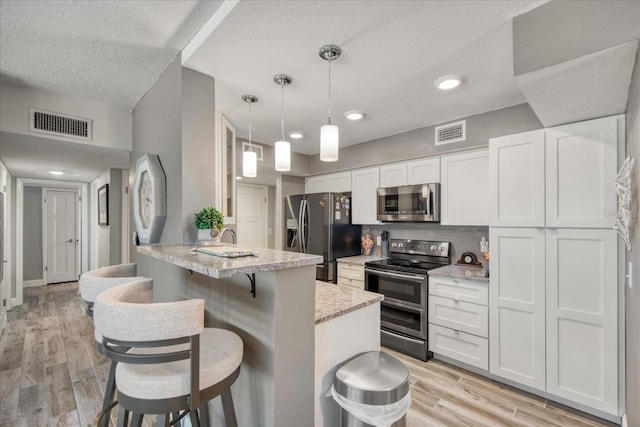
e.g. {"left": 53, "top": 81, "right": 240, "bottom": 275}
{"left": 98, "top": 184, "right": 109, "bottom": 226}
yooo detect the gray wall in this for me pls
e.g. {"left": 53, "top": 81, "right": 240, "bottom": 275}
{"left": 23, "top": 186, "right": 42, "bottom": 281}
{"left": 307, "top": 103, "right": 542, "bottom": 175}
{"left": 624, "top": 46, "right": 640, "bottom": 427}
{"left": 108, "top": 169, "right": 122, "bottom": 264}
{"left": 181, "top": 68, "right": 216, "bottom": 243}
{"left": 513, "top": 1, "right": 640, "bottom": 76}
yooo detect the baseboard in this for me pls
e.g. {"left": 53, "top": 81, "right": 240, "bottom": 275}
{"left": 23, "top": 279, "right": 45, "bottom": 288}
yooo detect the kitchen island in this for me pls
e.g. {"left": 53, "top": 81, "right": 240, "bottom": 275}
{"left": 137, "top": 244, "right": 382, "bottom": 427}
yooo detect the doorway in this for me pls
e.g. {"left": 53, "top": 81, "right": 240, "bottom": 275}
{"left": 236, "top": 183, "right": 268, "bottom": 248}
{"left": 44, "top": 189, "right": 78, "bottom": 284}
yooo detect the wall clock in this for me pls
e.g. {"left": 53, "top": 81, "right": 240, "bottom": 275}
{"left": 133, "top": 154, "right": 166, "bottom": 244}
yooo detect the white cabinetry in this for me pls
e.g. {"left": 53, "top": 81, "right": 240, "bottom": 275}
{"left": 379, "top": 163, "right": 407, "bottom": 187}
{"left": 488, "top": 115, "right": 622, "bottom": 416}
{"left": 306, "top": 172, "right": 351, "bottom": 193}
{"left": 489, "top": 227, "right": 546, "bottom": 391}
{"left": 545, "top": 228, "right": 618, "bottom": 414}
{"left": 351, "top": 167, "right": 380, "bottom": 225}
{"left": 337, "top": 261, "right": 365, "bottom": 289}
{"left": 305, "top": 175, "right": 328, "bottom": 193}
{"left": 407, "top": 157, "right": 440, "bottom": 184}
{"left": 489, "top": 130, "right": 545, "bottom": 227}
{"left": 490, "top": 115, "right": 620, "bottom": 228}
{"left": 440, "top": 150, "right": 489, "bottom": 225}
{"left": 428, "top": 277, "right": 489, "bottom": 370}
{"left": 546, "top": 117, "right": 618, "bottom": 228}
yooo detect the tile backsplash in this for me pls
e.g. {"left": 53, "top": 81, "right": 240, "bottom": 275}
{"left": 361, "top": 223, "right": 489, "bottom": 268}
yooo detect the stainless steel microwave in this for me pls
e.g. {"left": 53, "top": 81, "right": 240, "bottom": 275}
{"left": 377, "top": 183, "right": 440, "bottom": 222}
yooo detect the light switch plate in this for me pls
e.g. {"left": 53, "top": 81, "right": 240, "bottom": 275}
{"left": 376, "top": 236, "right": 382, "bottom": 246}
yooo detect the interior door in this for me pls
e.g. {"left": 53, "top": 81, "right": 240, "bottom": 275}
{"left": 236, "top": 184, "right": 268, "bottom": 248}
{"left": 46, "top": 189, "right": 77, "bottom": 284}
{"left": 0, "top": 192, "right": 5, "bottom": 321}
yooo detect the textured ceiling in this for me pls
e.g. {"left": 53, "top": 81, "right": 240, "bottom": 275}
{"left": 0, "top": 0, "right": 223, "bottom": 109}
{"left": 184, "top": 0, "right": 547, "bottom": 155}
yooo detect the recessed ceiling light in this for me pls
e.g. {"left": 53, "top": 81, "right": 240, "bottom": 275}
{"left": 344, "top": 110, "right": 365, "bottom": 121}
{"left": 49, "top": 171, "right": 64, "bottom": 175}
{"left": 289, "top": 131, "right": 304, "bottom": 139}
{"left": 434, "top": 74, "right": 465, "bottom": 90}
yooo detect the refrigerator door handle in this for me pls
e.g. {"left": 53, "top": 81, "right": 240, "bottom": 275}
{"left": 299, "top": 200, "right": 306, "bottom": 252}
{"left": 303, "top": 200, "right": 310, "bottom": 252}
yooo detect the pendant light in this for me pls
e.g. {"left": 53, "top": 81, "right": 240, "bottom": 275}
{"left": 242, "top": 94, "right": 258, "bottom": 178}
{"left": 319, "top": 44, "right": 341, "bottom": 162}
{"left": 274, "top": 74, "right": 292, "bottom": 172}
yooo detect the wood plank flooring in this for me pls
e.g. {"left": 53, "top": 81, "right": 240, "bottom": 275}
{"left": 0, "top": 282, "right": 618, "bottom": 426}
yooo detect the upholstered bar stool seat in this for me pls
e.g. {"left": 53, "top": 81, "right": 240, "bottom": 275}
{"left": 79, "top": 263, "right": 144, "bottom": 317}
{"left": 94, "top": 278, "right": 243, "bottom": 427}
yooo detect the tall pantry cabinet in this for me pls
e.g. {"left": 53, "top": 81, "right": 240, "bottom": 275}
{"left": 488, "top": 115, "right": 622, "bottom": 416}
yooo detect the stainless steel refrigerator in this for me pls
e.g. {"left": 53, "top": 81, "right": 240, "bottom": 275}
{"left": 285, "top": 192, "right": 362, "bottom": 282}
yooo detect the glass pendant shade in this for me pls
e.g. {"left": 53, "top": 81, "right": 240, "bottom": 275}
{"left": 243, "top": 150, "right": 257, "bottom": 177}
{"left": 275, "top": 140, "right": 291, "bottom": 171}
{"left": 320, "top": 123, "right": 339, "bottom": 162}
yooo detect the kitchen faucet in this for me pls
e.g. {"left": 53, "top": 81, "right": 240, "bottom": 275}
{"left": 219, "top": 227, "right": 237, "bottom": 244}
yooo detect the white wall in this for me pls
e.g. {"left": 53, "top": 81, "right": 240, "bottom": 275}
{"left": 0, "top": 81, "right": 132, "bottom": 151}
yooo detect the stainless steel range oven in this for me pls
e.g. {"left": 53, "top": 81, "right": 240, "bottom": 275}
{"left": 365, "top": 239, "right": 450, "bottom": 361}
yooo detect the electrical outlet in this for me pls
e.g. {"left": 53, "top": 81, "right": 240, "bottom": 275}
{"left": 376, "top": 236, "right": 381, "bottom": 246}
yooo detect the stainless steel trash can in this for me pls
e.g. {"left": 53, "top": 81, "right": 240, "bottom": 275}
{"left": 333, "top": 351, "right": 410, "bottom": 427}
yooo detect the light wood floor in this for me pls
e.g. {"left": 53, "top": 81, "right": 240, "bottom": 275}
{"left": 0, "top": 282, "right": 617, "bottom": 427}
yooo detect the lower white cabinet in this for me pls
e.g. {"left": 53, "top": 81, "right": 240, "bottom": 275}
{"left": 490, "top": 227, "right": 619, "bottom": 415}
{"left": 429, "top": 276, "right": 488, "bottom": 370}
{"left": 337, "top": 261, "right": 365, "bottom": 289}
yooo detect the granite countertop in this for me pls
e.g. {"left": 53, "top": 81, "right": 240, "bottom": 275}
{"left": 336, "top": 255, "right": 386, "bottom": 266}
{"left": 315, "top": 281, "right": 383, "bottom": 324}
{"left": 137, "top": 244, "right": 323, "bottom": 278}
{"left": 428, "top": 264, "right": 490, "bottom": 284}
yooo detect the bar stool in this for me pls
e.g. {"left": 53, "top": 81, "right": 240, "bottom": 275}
{"left": 80, "top": 263, "right": 147, "bottom": 426}
{"left": 93, "top": 278, "right": 243, "bottom": 427}
{"left": 79, "top": 263, "right": 144, "bottom": 317}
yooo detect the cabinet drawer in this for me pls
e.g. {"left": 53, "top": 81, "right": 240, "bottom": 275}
{"left": 428, "top": 295, "right": 488, "bottom": 338}
{"left": 337, "top": 277, "right": 364, "bottom": 289}
{"left": 429, "top": 324, "right": 488, "bottom": 370}
{"left": 337, "top": 263, "right": 365, "bottom": 281}
{"left": 429, "top": 276, "right": 488, "bottom": 306}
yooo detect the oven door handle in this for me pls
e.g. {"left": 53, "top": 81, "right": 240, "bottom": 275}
{"left": 365, "top": 267, "right": 425, "bottom": 282}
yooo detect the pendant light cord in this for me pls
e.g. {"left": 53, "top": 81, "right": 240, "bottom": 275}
{"left": 327, "top": 58, "right": 332, "bottom": 125}
{"left": 248, "top": 101, "right": 253, "bottom": 149}
{"left": 281, "top": 82, "right": 285, "bottom": 140}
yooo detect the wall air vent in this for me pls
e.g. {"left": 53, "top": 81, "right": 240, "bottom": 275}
{"left": 29, "top": 108, "right": 93, "bottom": 141}
{"left": 435, "top": 120, "right": 466, "bottom": 145}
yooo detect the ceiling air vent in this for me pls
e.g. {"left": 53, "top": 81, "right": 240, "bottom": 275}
{"left": 29, "top": 108, "right": 93, "bottom": 141}
{"left": 435, "top": 120, "right": 466, "bottom": 145}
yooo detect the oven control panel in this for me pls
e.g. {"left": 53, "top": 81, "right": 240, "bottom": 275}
{"left": 389, "top": 239, "right": 450, "bottom": 257}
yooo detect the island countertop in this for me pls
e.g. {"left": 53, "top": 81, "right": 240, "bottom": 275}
{"left": 137, "top": 244, "right": 323, "bottom": 278}
{"left": 315, "top": 281, "right": 383, "bottom": 324}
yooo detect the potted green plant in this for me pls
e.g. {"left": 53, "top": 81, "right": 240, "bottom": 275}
{"left": 194, "top": 206, "right": 224, "bottom": 241}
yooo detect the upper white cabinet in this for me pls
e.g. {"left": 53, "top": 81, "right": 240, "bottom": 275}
{"left": 490, "top": 115, "right": 621, "bottom": 228}
{"left": 407, "top": 157, "right": 440, "bottom": 184}
{"left": 546, "top": 117, "right": 619, "bottom": 228}
{"left": 489, "top": 130, "right": 545, "bottom": 227}
{"left": 305, "top": 175, "right": 327, "bottom": 193}
{"left": 305, "top": 172, "right": 351, "bottom": 193}
{"left": 351, "top": 167, "right": 380, "bottom": 225}
{"left": 440, "top": 150, "right": 489, "bottom": 225}
{"left": 379, "top": 163, "right": 407, "bottom": 188}
{"left": 327, "top": 172, "right": 351, "bottom": 193}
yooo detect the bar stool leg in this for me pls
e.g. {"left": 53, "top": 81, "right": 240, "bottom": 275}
{"left": 157, "top": 413, "right": 170, "bottom": 426}
{"left": 117, "top": 406, "right": 129, "bottom": 427}
{"left": 221, "top": 389, "right": 238, "bottom": 427}
{"left": 99, "top": 360, "right": 117, "bottom": 427}
{"left": 130, "top": 413, "right": 143, "bottom": 427}
{"left": 199, "top": 402, "right": 210, "bottom": 427}
{"left": 189, "top": 409, "right": 200, "bottom": 427}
